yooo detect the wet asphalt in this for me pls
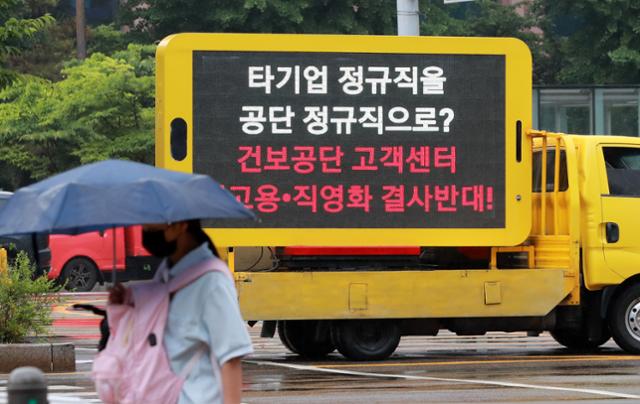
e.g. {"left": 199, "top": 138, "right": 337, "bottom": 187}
{"left": 1, "top": 292, "right": 639, "bottom": 403}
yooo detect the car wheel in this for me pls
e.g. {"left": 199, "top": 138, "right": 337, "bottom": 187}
{"left": 609, "top": 283, "right": 640, "bottom": 354}
{"left": 277, "top": 320, "right": 335, "bottom": 358}
{"left": 62, "top": 257, "right": 99, "bottom": 292}
{"left": 331, "top": 320, "right": 400, "bottom": 361}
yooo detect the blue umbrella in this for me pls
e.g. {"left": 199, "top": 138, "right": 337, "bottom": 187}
{"left": 0, "top": 159, "right": 255, "bottom": 236}
{"left": 0, "top": 159, "right": 256, "bottom": 282}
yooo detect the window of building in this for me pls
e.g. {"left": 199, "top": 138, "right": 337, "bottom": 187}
{"left": 538, "top": 89, "right": 592, "bottom": 134}
{"left": 603, "top": 89, "right": 639, "bottom": 136}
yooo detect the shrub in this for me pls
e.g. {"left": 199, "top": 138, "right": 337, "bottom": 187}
{"left": 0, "top": 251, "right": 62, "bottom": 343}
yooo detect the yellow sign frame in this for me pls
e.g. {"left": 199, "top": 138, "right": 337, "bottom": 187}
{"left": 156, "top": 33, "right": 532, "bottom": 247}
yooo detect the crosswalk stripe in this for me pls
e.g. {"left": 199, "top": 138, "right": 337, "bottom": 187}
{"left": 0, "top": 391, "right": 100, "bottom": 404}
{"left": 0, "top": 385, "right": 83, "bottom": 392}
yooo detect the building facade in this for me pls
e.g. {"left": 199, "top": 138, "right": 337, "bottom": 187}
{"left": 534, "top": 87, "right": 640, "bottom": 137}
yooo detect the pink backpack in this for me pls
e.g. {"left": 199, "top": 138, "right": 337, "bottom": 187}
{"left": 92, "top": 257, "right": 231, "bottom": 404}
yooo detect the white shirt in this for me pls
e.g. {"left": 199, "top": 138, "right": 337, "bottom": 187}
{"left": 161, "top": 243, "right": 253, "bottom": 404}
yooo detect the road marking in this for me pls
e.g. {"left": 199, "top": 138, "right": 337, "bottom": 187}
{"left": 58, "top": 292, "right": 107, "bottom": 297}
{"left": 317, "top": 355, "right": 640, "bottom": 369}
{"left": 51, "top": 392, "right": 99, "bottom": 397}
{"left": 0, "top": 385, "right": 83, "bottom": 391}
{"left": 75, "top": 347, "right": 98, "bottom": 352}
{"left": 53, "top": 319, "right": 102, "bottom": 327}
{"left": 0, "top": 392, "right": 101, "bottom": 404}
{"left": 68, "top": 334, "right": 100, "bottom": 340}
{"left": 248, "top": 360, "right": 640, "bottom": 400}
{"left": 2, "top": 371, "right": 95, "bottom": 376}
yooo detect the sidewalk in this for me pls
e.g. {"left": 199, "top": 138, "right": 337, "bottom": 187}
{"left": 0, "top": 293, "right": 107, "bottom": 403}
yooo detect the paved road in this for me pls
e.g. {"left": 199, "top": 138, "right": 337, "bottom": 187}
{"left": 2, "top": 292, "right": 640, "bottom": 403}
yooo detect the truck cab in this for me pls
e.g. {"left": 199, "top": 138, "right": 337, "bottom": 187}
{"left": 571, "top": 135, "right": 640, "bottom": 352}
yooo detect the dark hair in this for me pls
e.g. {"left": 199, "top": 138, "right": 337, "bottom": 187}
{"left": 186, "top": 220, "right": 219, "bottom": 258}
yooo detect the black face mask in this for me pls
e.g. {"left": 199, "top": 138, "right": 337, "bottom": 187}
{"left": 142, "top": 229, "right": 177, "bottom": 257}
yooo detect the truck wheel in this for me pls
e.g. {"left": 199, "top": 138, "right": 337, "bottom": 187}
{"left": 277, "top": 322, "right": 297, "bottom": 353}
{"left": 62, "top": 257, "right": 99, "bottom": 292}
{"left": 331, "top": 320, "right": 400, "bottom": 361}
{"left": 277, "top": 320, "right": 335, "bottom": 358}
{"left": 609, "top": 283, "right": 640, "bottom": 353}
{"left": 550, "top": 328, "right": 610, "bottom": 351}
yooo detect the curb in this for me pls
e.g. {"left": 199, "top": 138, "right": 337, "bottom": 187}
{"left": 0, "top": 343, "right": 75, "bottom": 373}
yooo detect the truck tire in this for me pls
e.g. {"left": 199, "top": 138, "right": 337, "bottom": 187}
{"left": 277, "top": 320, "right": 335, "bottom": 358}
{"left": 62, "top": 257, "right": 99, "bottom": 292}
{"left": 550, "top": 328, "right": 610, "bottom": 351}
{"left": 609, "top": 283, "right": 640, "bottom": 354}
{"left": 331, "top": 320, "right": 400, "bottom": 361}
{"left": 277, "top": 322, "right": 297, "bottom": 353}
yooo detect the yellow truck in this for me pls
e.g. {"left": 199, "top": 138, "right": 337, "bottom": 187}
{"left": 232, "top": 131, "right": 640, "bottom": 360}
{"left": 156, "top": 33, "right": 640, "bottom": 360}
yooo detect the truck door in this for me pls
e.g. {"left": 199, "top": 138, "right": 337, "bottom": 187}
{"left": 600, "top": 145, "right": 640, "bottom": 279}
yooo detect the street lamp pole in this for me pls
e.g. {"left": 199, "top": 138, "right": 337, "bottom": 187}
{"left": 396, "top": 0, "right": 420, "bottom": 36}
{"left": 397, "top": 1, "right": 477, "bottom": 36}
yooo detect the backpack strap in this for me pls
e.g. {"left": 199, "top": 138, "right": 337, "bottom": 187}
{"left": 168, "top": 257, "right": 232, "bottom": 294}
{"left": 178, "top": 344, "right": 223, "bottom": 398}
{"left": 179, "top": 344, "right": 207, "bottom": 379}
{"left": 167, "top": 257, "right": 229, "bottom": 395}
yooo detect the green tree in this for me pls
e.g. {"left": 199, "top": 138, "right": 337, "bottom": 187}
{"left": 0, "top": 251, "right": 62, "bottom": 343}
{"left": 419, "top": 1, "right": 543, "bottom": 80}
{"left": 7, "top": 17, "right": 75, "bottom": 81}
{"left": 119, "top": 0, "right": 535, "bottom": 39}
{"left": 10, "top": 23, "right": 133, "bottom": 82}
{"left": 0, "top": 0, "right": 55, "bottom": 86}
{"left": 419, "top": 0, "right": 532, "bottom": 36}
{"left": 87, "top": 24, "right": 130, "bottom": 56}
{"left": 533, "top": 0, "right": 640, "bottom": 84}
{"left": 0, "top": 44, "right": 155, "bottom": 189}
{"left": 119, "top": 0, "right": 397, "bottom": 41}
{"left": 119, "top": 0, "right": 537, "bottom": 62}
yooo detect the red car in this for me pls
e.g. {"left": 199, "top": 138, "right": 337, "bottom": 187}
{"left": 49, "top": 226, "right": 160, "bottom": 291}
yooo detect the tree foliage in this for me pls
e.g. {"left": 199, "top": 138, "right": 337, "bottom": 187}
{"left": 0, "top": 0, "right": 55, "bottom": 86}
{"left": 0, "top": 44, "right": 155, "bottom": 189}
{"left": 119, "top": 0, "right": 397, "bottom": 41}
{"left": 420, "top": 0, "right": 542, "bottom": 81}
{"left": 533, "top": 0, "right": 640, "bottom": 84}
{"left": 2, "top": 0, "right": 637, "bottom": 189}
{"left": 7, "top": 17, "right": 75, "bottom": 81}
{"left": 419, "top": 0, "right": 533, "bottom": 37}
{"left": 119, "top": 0, "right": 538, "bottom": 71}
{"left": 87, "top": 24, "right": 130, "bottom": 55}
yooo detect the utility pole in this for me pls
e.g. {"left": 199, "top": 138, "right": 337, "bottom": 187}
{"left": 397, "top": 1, "right": 476, "bottom": 36}
{"left": 75, "top": 0, "right": 86, "bottom": 59}
{"left": 396, "top": 0, "right": 420, "bottom": 36}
